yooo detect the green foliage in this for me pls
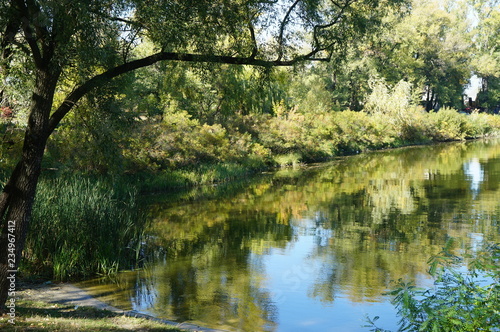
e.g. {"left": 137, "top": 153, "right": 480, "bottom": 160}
{"left": 1, "top": 0, "right": 498, "bottom": 189}
{"left": 427, "top": 107, "right": 470, "bottom": 141}
{"left": 470, "top": 0, "right": 500, "bottom": 109}
{"left": 135, "top": 162, "right": 257, "bottom": 192}
{"left": 366, "top": 241, "right": 500, "bottom": 331}
{"left": 332, "top": 110, "right": 397, "bottom": 152}
{"left": 24, "top": 176, "right": 145, "bottom": 280}
{"left": 273, "top": 153, "right": 303, "bottom": 168}
{"left": 365, "top": 79, "right": 418, "bottom": 118}
{"left": 0, "top": 111, "right": 24, "bottom": 170}
{"left": 126, "top": 109, "right": 270, "bottom": 172}
{"left": 42, "top": 96, "right": 500, "bottom": 190}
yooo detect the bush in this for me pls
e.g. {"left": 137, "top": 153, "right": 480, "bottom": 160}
{"left": 273, "top": 153, "right": 302, "bottom": 168}
{"left": 464, "top": 112, "right": 495, "bottom": 138}
{"left": 331, "top": 110, "right": 397, "bottom": 153}
{"left": 366, "top": 241, "right": 500, "bottom": 332}
{"left": 427, "top": 107, "right": 469, "bottom": 141}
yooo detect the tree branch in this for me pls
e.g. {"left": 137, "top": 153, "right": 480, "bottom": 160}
{"left": 15, "top": 0, "right": 43, "bottom": 66}
{"left": 312, "top": 0, "right": 353, "bottom": 50}
{"left": 277, "top": 0, "right": 302, "bottom": 61}
{"left": 122, "top": 29, "right": 141, "bottom": 63}
{"left": 25, "top": 0, "right": 55, "bottom": 61}
{"left": 89, "top": 9, "right": 145, "bottom": 30}
{"left": 248, "top": 20, "right": 258, "bottom": 59}
{"left": 48, "top": 50, "right": 329, "bottom": 134}
{"left": 1, "top": 6, "right": 22, "bottom": 66}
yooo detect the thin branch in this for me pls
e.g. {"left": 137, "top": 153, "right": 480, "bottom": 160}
{"left": 329, "top": 0, "right": 344, "bottom": 9}
{"left": 122, "top": 29, "right": 141, "bottom": 63}
{"left": 25, "top": 0, "right": 53, "bottom": 58}
{"left": 10, "top": 39, "right": 31, "bottom": 56}
{"left": 248, "top": 14, "right": 259, "bottom": 59}
{"left": 277, "top": 0, "right": 301, "bottom": 61}
{"left": 15, "top": 0, "right": 43, "bottom": 67}
{"left": 312, "top": 0, "right": 353, "bottom": 51}
{"left": 108, "top": 16, "right": 142, "bottom": 28}
{"left": 89, "top": 9, "right": 145, "bottom": 30}
{"left": 1, "top": 8, "right": 22, "bottom": 65}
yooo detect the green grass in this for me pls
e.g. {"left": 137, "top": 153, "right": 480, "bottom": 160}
{"left": 24, "top": 176, "right": 145, "bottom": 281}
{"left": 129, "top": 162, "right": 260, "bottom": 193}
{"left": 0, "top": 300, "right": 181, "bottom": 331}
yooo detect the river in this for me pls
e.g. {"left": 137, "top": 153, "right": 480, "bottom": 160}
{"left": 77, "top": 138, "right": 500, "bottom": 331}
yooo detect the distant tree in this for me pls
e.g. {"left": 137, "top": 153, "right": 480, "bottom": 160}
{"left": 373, "top": 0, "right": 473, "bottom": 111}
{"left": 0, "top": 0, "right": 402, "bottom": 309}
{"left": 471, "top": 0, "right": 500, "bottom": 109}
{"left": 289, "top": 0, "right": 474, "bottom": 113}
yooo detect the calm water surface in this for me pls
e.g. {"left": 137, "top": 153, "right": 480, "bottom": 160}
{"left": 78, "top": 139, "right": 500, "bottom": 331}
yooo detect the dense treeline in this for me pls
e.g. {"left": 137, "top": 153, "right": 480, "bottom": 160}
{"left": 5, "top": 75, "right": 500, "bottom": 189}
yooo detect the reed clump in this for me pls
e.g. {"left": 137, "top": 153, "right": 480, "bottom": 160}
{"left": 24, "top": 176, "right": 144, "bottom": 281}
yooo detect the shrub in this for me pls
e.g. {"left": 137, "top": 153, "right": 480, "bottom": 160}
{"left": 427, "top": 107, "right": 469, "bottom": 141}
{"left": 273, "top": 153, "right": 302, "bottom": 168}
{"left": 464, "top": 112, "right": 494, "bottom": 138}
{"left": 366, "top": 241, "right": 500, "bottom": 332}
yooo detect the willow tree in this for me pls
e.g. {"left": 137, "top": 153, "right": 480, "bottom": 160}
{"left": 0, "top": 0, "right": 400, "bottom": 308}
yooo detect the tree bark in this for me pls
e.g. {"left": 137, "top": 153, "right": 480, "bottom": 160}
{"left": 0, "top": 66, "right": 59, "bottom": 311}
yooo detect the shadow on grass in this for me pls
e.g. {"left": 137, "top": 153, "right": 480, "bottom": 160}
{"left": 1, "top": 301, "right": 181, "bottom": 331}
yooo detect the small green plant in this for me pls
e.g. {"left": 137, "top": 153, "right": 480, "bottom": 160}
{"left": 273, "top": 153, "right": 302, "bottom": 168}
{"left": 366, "top": 240, "right": 500, "bottom": 332}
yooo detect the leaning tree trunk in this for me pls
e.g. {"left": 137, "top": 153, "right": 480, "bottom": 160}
{"left": 0, "top": 67, "right": 59, "bottom": 310}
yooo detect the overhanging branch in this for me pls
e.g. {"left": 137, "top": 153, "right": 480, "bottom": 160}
{"left": 312, "top": 0, "right": 354, "bottom": 52}
{"left": 48, "top": 50, "right": 331, "bottom": 134}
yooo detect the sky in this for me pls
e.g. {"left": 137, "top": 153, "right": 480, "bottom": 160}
{"left": 464, "top": 75, "right": 481, "bottom": 99}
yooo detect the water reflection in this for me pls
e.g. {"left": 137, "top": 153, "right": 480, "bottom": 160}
{"left": 463, "top": 158, "right": 484, "bottom": 198}
{"left": 77, "top": 139, "right": 500, "bottom": 331}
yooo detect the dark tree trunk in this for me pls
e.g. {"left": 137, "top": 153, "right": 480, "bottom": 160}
{"left": 0, "top": 66, "right": 59, "bottom": 311}
{"left": 425, "top": 87, "right": 437, "bottom": 112}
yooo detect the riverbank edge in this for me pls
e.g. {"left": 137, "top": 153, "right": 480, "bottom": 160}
{"left": 2, "top": 280, "right": 229, "bottom": 332}
{"left": 134, "top": 134, "right": 500, "bottom": 194}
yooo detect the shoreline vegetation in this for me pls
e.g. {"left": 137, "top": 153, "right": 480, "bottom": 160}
{"left": 130, "top": 107, "right": 500, "bottom": 193}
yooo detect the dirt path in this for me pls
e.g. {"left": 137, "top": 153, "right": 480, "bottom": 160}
{"left": 18, "top": 281, "right": 227, "bottom": 332}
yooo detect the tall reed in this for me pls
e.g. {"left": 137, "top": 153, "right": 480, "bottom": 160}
{"left": 24, "top": 176, "right": 145, "bottom": 281}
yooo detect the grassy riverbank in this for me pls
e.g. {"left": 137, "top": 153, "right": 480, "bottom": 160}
{"left": 0, "top": 299, "right": 180, "bottom": 331}
{"left": 118, "top": 109, "right": 500, "bottom": 194}
{"left": 124, "top": 107, "right": 500, "bottom": 192}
